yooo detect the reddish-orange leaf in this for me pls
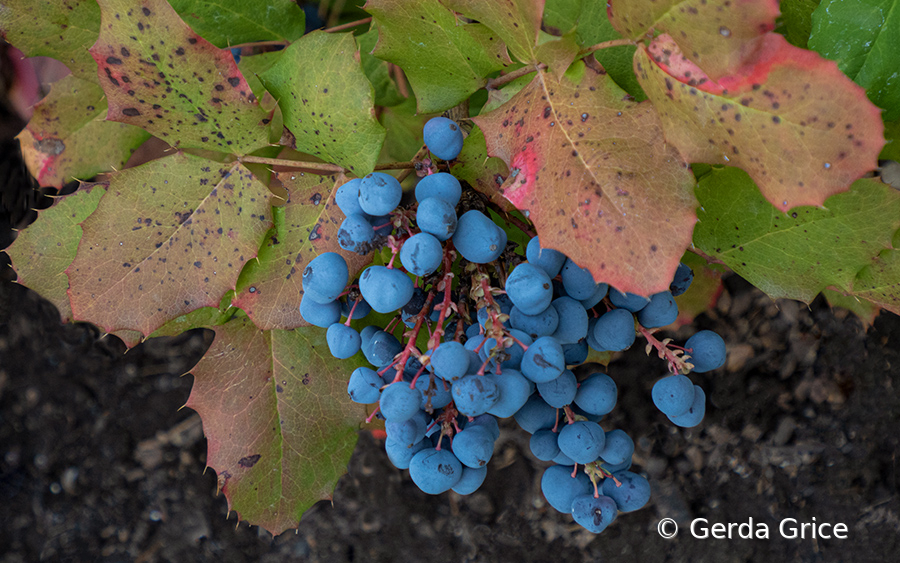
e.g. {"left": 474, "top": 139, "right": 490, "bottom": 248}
{"left": 232, "top": 172, "right": 371, "bottom": 331}
{"left": 635, "top": 33, "right": 885, "bottom": 211}
{"left": 66, "top": 153, "right": 272, "bottom": 336}
{"left": 473, "top": 61, "right": 696, "bottom": 296}
{"left": 608, "top": 0, "right": 779, "bottom": 80}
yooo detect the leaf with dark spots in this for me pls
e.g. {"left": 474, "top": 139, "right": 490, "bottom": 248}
{"left": 692, "top": 167, "right": 900, "bottom": 303}
{"left": 66, "top": 153, "right": 272, "bottom": 336}
{"left": 635, "top": 33, "right": 885, "bottom": 211}
{"left": 473, "top": 61, "right": 697, "bottom": 296}
{"left": 608, "top": 0, "right": 780, "bottom": 81}
{"left": 90, "top": 0, "right": 270, "bottom": 154}
{"left": 16, "top": 74, "right": 150, "bottom": 188}
{"left": 233, "top": 173, "right": 371, "bottom": 331}
{"left": 7, "top": 184, "right": 106, "bottom": 323}
{"left": 808, "top": 0, "right": 900, "bottom": 121}
{"left": 0, "top": 0, "right": 101, "bottom": 79}
{"left": 441, "top": 0, "right": 544, "bottom": 64}
{"left": 258, "top": 31, "right": 386, "bottom": 175}
{"left": 365, "top": 0, "right": 510, "bottom": 113}
{"left": 185, "top": 316, "right": 367, "bottom": 535}
{"left": 356, "top": 28, "right": 406, "bottom": 108}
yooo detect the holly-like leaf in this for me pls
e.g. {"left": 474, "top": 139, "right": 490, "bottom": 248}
{"left": 7, "top": 184, "right": 105, "bottom": 323}
{"left": 237, "top": 51, "right": 284, "bottom": 103}
{"left": 608, "top": 0, "right": 780, "bottom": 81}
{"left": 167, "top": 0, "right": 305, "bottom": 48}
{"left": 16, "top": 74, "right": 150, "bottom": 188}
{"left": 542, "top": 0, "right": 582, "bottom": 35}
{"left": 848, "top": 229, "right": 900, "bottom": 316}
{"left": 574, "top": 3, "right": 646, "bottom": 101}
{"left": 66, "top": 152, "right": 272, "bottom": 336}
{"left": 186, "top": 316, "right": 366, "bottom": 535}
{"left": 441, "top": 0, "right": 545, "bottom": 64}
{"left": 233, "top": 172, "right": 372, "bottom": 331}
{"left": 883, "top": 119, "right": 900, "bottom": 161}
{"left": 822, "top": 288, "right": 880, "bottom": 327}
{"left": 672, "top": 251, "right": 725, "bottom": 327}
{"left": 259, "top": 30, "right": 386, "bottom": 176}
{"left": 0, "top": 0, "right": 100, "bottom": 79}
{"left": 535, "top": 30, "right": 580, "bottom": 80}
{"left": 449, "top": 125, "right": 512, "bottom": 211}
{"left": 635, "top": 33, "right": 885, "bottom": 211}
{"left": 357, "top": 27, "right": 406, "bottom": 108}
{"left": 365, "top": 0, "right": 510, "bottom": 113}
{"left": 90, "top": 0, "right": 270, "bottom": 153}
{"left": 378, "top": 97, "right": 428, "bottom": 163}
{"left": 778, "top": 0, "right": 821, "bottom": 49}
{"left": 693, "top": 167, "right": 900, "bottom": 303}
{"left": 809, "top": 0, "right": 900, "bottom": 120}
{"left": 473, "top": 61, "right": 697, "bottom": 296}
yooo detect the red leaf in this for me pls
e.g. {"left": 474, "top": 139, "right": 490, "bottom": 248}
{"left": 635, "top": 33, "right": 885, "bottom": 211}
{"left": 608, "top": 0, "right": 779, "bottom": 80}
{"left": 473, "top": 62, "right": 697, "bottom": 295}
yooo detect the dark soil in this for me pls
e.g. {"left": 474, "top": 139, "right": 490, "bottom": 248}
{"left": 2, "top": 52, "right": 899, "bottom": 563}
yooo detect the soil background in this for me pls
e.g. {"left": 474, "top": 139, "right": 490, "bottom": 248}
{"left": 2, "top": 48, "right": 900, "bottom": 563}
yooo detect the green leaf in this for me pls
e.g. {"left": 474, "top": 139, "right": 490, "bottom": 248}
{"left": 16, "top": 74, "right": 150, "bottom": 188}
{"left": 778, "top": 0, "right": 821, "bottom": 49}
{"left": 883, "top": 119, "right": 900, "bottom": 161}
{"left": 821, "top": 288, "right": 880, "bottom": 327}
{"left": 0, "top": 0, "right": 100, "bottom": 79}
{"left": 450, "top": 125, "right": 512, "bottom": 211}
{"left": 809, "top": 0, "right": 900, "bottom": 120}
{"left": 232, "top": 172, "right": 373, "bottom": 331}
{"left": 365, "top": 0, "right": 509, "bottom": 113}
{"left": 185, "top": 316, "right": 366, "bottom": 535}
{"left": 543, "top": 0, "right": 583, "bottom": 35}
{"left": 378, "top": 97, "right": 428, "bottom": 163}
{"left": 6, "top": 184, "right": 105, "bottom": 323}
{"left": 573, "top": 2, "right": 646, "bottom": 101}
{"left": 473, "top": 61, "right": 697, "bottom": 296}
{"left": 608, "top": 0, "right": 780, "bottom": 80}
{"left": 849, "top": 243, "right": 900, "bottom": 316}
{"left": 442, "top": 0, "right": 544, "bottom": 64}
{"left": 90, "top": 0, "right": 271, "bottom": 154}
{"left": 692, "top": 167, "right": 900, "bottom": 303}
{"left": 66, "top": 152, "right": 272, "bottom": 336}
{"left": 237, "top": 51, "right": 284, "bottom": 103}
{"left": 357, "top": 27, "right": 406, "bottom": 108}
{"left": 260, "top": 31, "right": 386, "bottom": 176}
{"left": 534, "top": 30, "right": 581, "bottom": 80}
{"left": 635, "top": 33, "right": 885, "bottom": 211}
{"left": 167, "top": 0, "right": 305, "bottom": 47}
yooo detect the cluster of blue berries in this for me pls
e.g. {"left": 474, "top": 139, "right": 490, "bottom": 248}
{"left": 299, "top": 117, "right": 727, "bottom": 535}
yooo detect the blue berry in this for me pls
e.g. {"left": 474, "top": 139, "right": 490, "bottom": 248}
{"left": 571, "top": 494, "right": 618, "bottom": 533}
{"left": 347, "top": 367, "right": 383, "bottom": 404}
{"left": 359, "top": 266, "right": 414, "bottom": 313}
{"left": 359, "top": 172, "right": 402, "bottom": 216}
{"left": 415, "top": 172, "right": 462, "bottom": 205}
{"left": 299, "top": 294, "right": 341, "bottom": 328}
{"left": 667, "top": 385, "right": 706, "bottom": 427}
{"left": 335, "top": 178, "right": 364, "bottom": 216}
{"left": 379, "top": 381, "right": 422, "bottom": 422}
{"left": 302, "top": 252, "right": 348, "bottom": 304}
{"left": 400, "top": 232, "right": 443, "bottom": 276}
{"left": 423, "top": 117, "right": 464, "bottom": 160}
{"left": 540, "top": 465, "right": 593, "bottom": 513}
{"left": 592, "top": 309, "right": 636, "bottom": 351}
{"left": 525, "top": 236, "right": 566, "bottom": 277}
{"left": 451, "top": 375, "right": 500, "bottom": 417}
{"left": 609, "top": 289, "right": 651, "bottom": 312}
{"left": 637, "top": 291, "right": 678, "bottom": 328}
{"left": 520, "top": 336, "right": 566, "bottom": 383}
{"left": 337, "top": 213, "right": 376, "bottom": 254}
{"left": 452, "top": 466, "right": 488, "bottom": 495}
{"left": 506, "top": 262, "right": 553, "bottom": 315}
{"left": 574, "top": 373, "right": 617, "bottom": 415}
{"left": 685, "top": 330, "right": 726, "bottom": 372}
{"left": 669, "top": 262, "right": 694, "bottom": 296}
{"left": 325, "top": 323, "right": 360, "bottom": 359}
{"left": 557, "top": 420, "right": 605, "bottom": 464}
{"left": 416, "top": 197, "right": 457, "bottom": 241}
{"left": 409, "top": 447, "right": 463, "bottom": 494}
{"left": 453, "top": 210, "right": 505, "bottom": 263}
{"left": 601, "top": 470, "right": 651, "bottom": 512}
{"left": 651, "top": 374, "right": 695, "bottom": 417}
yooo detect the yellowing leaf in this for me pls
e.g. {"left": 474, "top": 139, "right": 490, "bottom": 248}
{"left": 66, "top": 153, "right": 272, "bottom": 336}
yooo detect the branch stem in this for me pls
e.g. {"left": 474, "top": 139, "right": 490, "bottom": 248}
{"left": 577, "top": 38, "right": 638, "bottom": 58}
{"left": 486, "top": 63, "right": 547, "bottom": 90}
{"left": 324, "top": 16, "right": 372, "bottom": 33}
